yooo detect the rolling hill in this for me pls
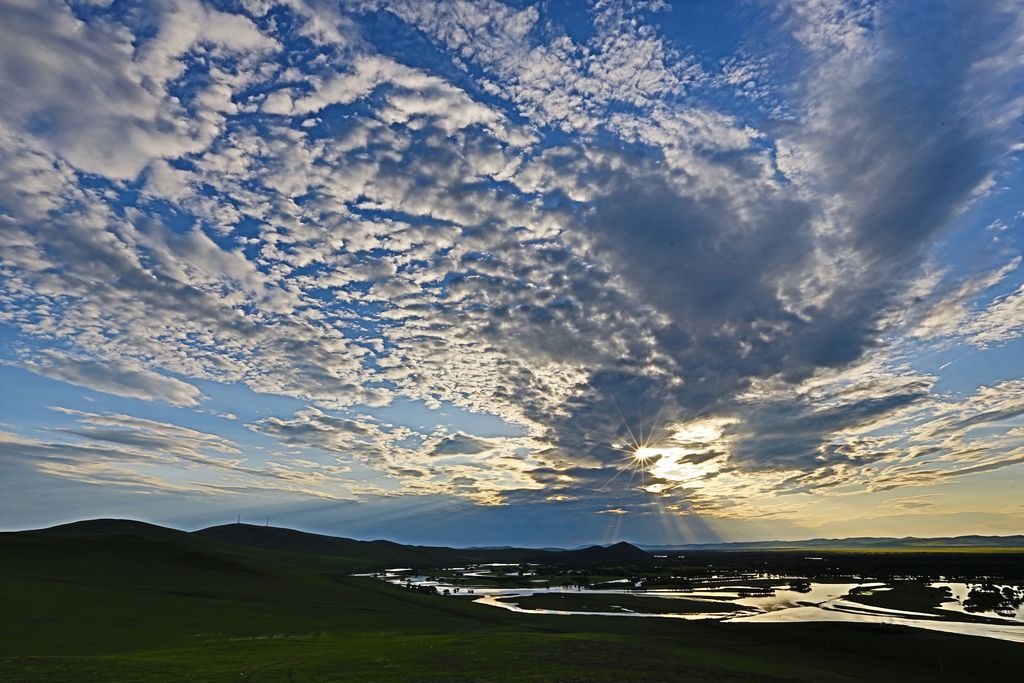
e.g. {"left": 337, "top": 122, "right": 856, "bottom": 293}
{"left": 534, "top": 540, "right": 653, "bottom": 565}
{"left": 195, "top": 521, "right": 540, "bottom": 567}
{"left": 1, "top": 518, "right": 1021, "bottom": 681}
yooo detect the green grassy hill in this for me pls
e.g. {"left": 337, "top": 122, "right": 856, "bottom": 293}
{"left": 34, "top": 518, "right": 197, "bottom": 540}
{"left": 1, "top": 521, "right": 1020, "bottom": 681}
{"left": 195, "top": 521, "right": 540, "bottom": 568}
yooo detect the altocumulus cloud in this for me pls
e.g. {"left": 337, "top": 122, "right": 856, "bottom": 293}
{"left": 0, "top": 0, "right": 1022, "bottom": 535}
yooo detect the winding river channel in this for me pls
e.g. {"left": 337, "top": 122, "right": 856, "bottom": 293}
{"left": 375, "top": 570, "right": 1024, "bottom": 644}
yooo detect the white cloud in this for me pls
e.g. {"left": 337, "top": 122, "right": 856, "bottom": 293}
{"left": 0, "top": 0, "right": 275, "bottom": 179}
{"left": 21, "top": 350, "right": 203, "bottom": 406}
{"left": 962, "top": 283, "right": 1024, "bottom": 347}
{"left": 0, "top": 407, "right": 354, "bottom": 500}
{"left": 0, "top": 0, "right": 1022, "bottom": 517}
{"left": 913, "top": 257, "right": 1022, "bottom": 340}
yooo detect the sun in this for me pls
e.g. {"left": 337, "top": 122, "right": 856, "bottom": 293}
{"left": 591, "top": 394, "right": 694, "bottom": 492}
{"left": 632, "top": 447, "right": 662, "bottom": 461}
{"left": 595, "top": 443, "right": 667, "bottom": 493}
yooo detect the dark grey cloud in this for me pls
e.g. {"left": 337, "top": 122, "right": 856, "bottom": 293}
{"left": 475, "top": 0, "right": 1023, "bottom": 478}
{"left": 727, "top": 385, "right": 931, "bottom": 471}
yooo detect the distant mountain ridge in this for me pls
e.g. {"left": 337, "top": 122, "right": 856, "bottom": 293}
{"left": 530, "top": 541, "right": 652, "bottom": 565}
{"left": 18, "top": 520, "right": 1022, "bottom": 562}
{"left": 639, "top": 535, "right": 1024, "bottom": 552}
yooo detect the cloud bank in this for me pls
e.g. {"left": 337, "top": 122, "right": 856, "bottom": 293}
{"left": 0, "top": 0, "right": 1021, "bottom": 535}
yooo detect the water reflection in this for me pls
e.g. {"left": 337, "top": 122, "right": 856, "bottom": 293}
{"left": 375, "top": 570, "right": 1024, "bottom": 644}
{"left": 933, "top": 582, "right": 1024, "bottom": 621}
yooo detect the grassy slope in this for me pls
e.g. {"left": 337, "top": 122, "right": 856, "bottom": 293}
{"left": 0, "top": 527, "right": 1020, "bottom": 682}
{"left": 194, "top": 522, "right": 543, "bottom": 567}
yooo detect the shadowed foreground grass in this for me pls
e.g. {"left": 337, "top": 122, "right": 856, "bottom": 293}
{"left": 1, "top": 529, "right": 1020, "bottom": 681}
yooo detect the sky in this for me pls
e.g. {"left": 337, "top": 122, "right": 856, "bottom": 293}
{"left": 0, "top": 0, "right": 1022, "bottom": 547}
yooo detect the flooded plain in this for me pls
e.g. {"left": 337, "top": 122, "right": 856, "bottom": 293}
{"left": 375, "top": 568, "right": 1024, "bottom": 644}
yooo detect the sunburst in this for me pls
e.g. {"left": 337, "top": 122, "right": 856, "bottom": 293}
{"left": 573, "top": 378, "right": 673, "bottom": 495}
{"left": 597, "top": 420, "right": 668, "bottom": 493}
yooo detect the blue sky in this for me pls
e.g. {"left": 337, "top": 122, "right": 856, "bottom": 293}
{"left": 0, "top": 0, "right": 1022, "bottom": 546}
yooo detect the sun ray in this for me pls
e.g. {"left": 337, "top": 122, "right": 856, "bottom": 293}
{"left": 607, "top": 390, "right": 640, "bottom": 452}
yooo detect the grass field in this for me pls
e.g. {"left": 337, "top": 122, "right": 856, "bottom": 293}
{"left": 1, "top": 525, "right": 1021, "bottom": 681}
